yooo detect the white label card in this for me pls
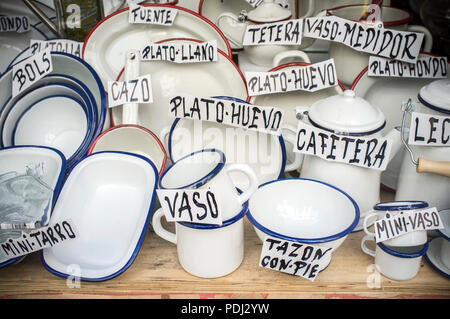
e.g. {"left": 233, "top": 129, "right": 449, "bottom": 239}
{"left": 168, "top": 94, "right": 283, "bottom": 135}
{"left": 0, "top": 16, "right": 30, "bottom": 33}
{"left": 246, "top": 59, "right": 338, "bottom": 96}
{"left": 259, "top": 236, "right": 334, "bottom": 281}
{"left": 128, "top": 2, "right": 177, "bottom": 25}
{"left": 0, "top": 219, "right": 78, "bottom": 262}
{"left": 293, "top": 121, "right": 393, "bottom": 171}
{"left": 108, "top": 74, "right": 153, "bottom": 108}
{"left": 12, "top": 48, "right": 53, "bottom": 98}
{"left": 156, "top": 189, "right": 223, "bottom": 225}
{"left": 141, "top": 40, "right": 218, "bottom": 63}
{"left": 303, "top": 16, "right": 424, "bottom": 63}
{"left": 408, "top": 112, "right": 450, "bottom": 147}
{"left": 368, "top": 55, "right": 448, "bottom": 78}
{"left": 30, "top": 39, "right": 83, "bottom": 58}
{"left": 244, "top": 0, "right": 263, "bottom": 8}
{"left": 374, "top": 207, "right": 443, "bottom": 243}
{"left": 242, "top": 19, "right": 303, "bottom": 46}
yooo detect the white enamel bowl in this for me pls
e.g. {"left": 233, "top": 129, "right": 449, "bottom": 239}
{"left": 2, "top": 82, "right": 95, "bottom": 148}
{"left": 12, "top": 95, "right": 92, "bottom": 164}
{"left": 42, "top": 151, "right": 158, "bottom": 281}
{"left": 88, "top": 124, "right": 167, "bottom": 175}
{"left": 248, "top": 178, "right": 359, "bottom": 268}
{"left": 0, "top": 145, "right": 66, "bottom": 269}
{"left": 111, "top": 38, "right": 248, "bottom": 138}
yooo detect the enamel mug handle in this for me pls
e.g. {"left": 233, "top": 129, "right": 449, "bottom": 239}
{"left": 417, "top": 158, "right": 450, "bottom": 178}
{"left": 281, "top": 123, "right": 304, "bottom": 172}
{"left": 272, "top": 50, "right": 311, "bottom": 67}
{"left": 407, "top": 25, "right": 433, "bottom": 52}
{"left": 152, "top": 208, "right": 177, "bottom": 244}
{"left": 224, "top": 163, "right": 258, "bottom": 205}
{"left": 363, "top": 211, "right": 379, "bottom": 237}
{"left": 216, "top": 12, "right": 246, "bottom": 48}
{"left": 361, "top": 235, "right": 376, "bottom": 257}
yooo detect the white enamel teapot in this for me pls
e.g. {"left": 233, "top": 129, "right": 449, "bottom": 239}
{"left": 216, "top": 0, "right": 300, "bottom": 67}
{"left": 395, "top": 79, "right": 450, "bottom": 211}
{"left": 284, "top": 90, "right": 403, "bottom": 231}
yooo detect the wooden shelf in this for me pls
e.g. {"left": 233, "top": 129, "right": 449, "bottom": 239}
{"left": 0, "top": 190, "right": 449, "bottom": 299}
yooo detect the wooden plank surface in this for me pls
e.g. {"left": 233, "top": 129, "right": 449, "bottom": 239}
{"left": 0, "top": 190, "right": 449, "bottom": 299}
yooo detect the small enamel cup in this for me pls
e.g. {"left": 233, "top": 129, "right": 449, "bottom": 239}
{"left": 361, "top": 235, "right": 428, "bottom": 281}
{"left": 437, "top": 209, "right": 450, "bottom": 269}
{"left": 363, "top": 201, "right": 429, "bottom": 247}
{"left": 152, "top": 202, "right": 247, "bottom": 278}
{"left": 158, "top": 149, "right": 258, "bottom": 221}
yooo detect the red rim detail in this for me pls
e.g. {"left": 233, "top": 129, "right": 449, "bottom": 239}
{"left": 83, "top": 3, "right": 233, "bottom": 60}
{"left": 87, "top": 124, "right": 167, "bottom": 176}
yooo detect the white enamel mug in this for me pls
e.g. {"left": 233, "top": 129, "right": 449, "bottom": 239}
{"left": 152, "top": 202, "right": 247, "bottom": 278}
{"left": 361, "top": 235, "right": 428, "bottom": 281}
{"left": 158, "top": 149, "right": 258, "bottom": 221}
{"left": 327, "top": 5, "right": 433, "bottom": 86}
{"left": 437, "top": 209, "right": 450, "bottom": 269}
{"left": 363, "top": 201, "right": 429, "bottom": 247}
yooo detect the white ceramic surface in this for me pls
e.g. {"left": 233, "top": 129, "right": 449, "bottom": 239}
{"left": 0, "top": 146, "right": 66, "bottom": 267}
{"left": 2, "top": 83, "right": 93, "bottom": 148}
{"left": 437, "top": 209, "right": 450, "bottom": 269}
{"left": 1, "top": 52, "right": 109, "bottom": 137}
{"left": 168, "top": 95, "right": 297, "bottom": 189}
{"left": 0, "top": 25, "right": 47, "bottom": 75}
{"left": 159, "top": 149, "right": 257, "bottom": 221}
{"left": 88, "top": 124, "right": 167, "bottom": 175}
{"left": 297, "top": 91, "right": 403, "bottom": 231}
{"left": 152, "top": 204, "right": 246, "bottom": 278}
{"left": 425, "top": 237, "right": 450, "bottom": 278}
{"left": 83, "top": 4, "right": 232, "bottom": 87}
{"left": 248, "top": 178, "right": 359, "bottom": 269}
{"left": 395, "top": 81, "right": 450, "bottom": 211}
{"left": 361, "top": 235, "right": 428, "bottom": 281}
{"left": 350, "top": 55, "right": 449, "bottom": 190}
{"left": 42, "top": 151, "right": 158, "bottom": 281}
{"left": 363, "top": 201, "right": 429, "bottom": 247}
{"left": 13, "top": 95, "right": 89, "bottom": 160}
{"left": 111, "top": 38, "right": 248, "bottom": 138}
{"left": 327, "top": 5, "right": 433, "bottom": 86}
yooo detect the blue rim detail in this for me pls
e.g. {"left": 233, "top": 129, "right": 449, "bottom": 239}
{"left": 425, "top": 238, "right": 450, "bottom": 278}
{"left": 378, "top": 240, "right": 429, "bottom": 258}
{"left": 179, "top": 198, "right": 248, "bottom": 230}
{"left": 5, "top": 50, "right": 107, "bottom": 140}
{"left": 159, "top": 149, "right": 226, "bottom": 190}
{"left": 0, "top": 145, "right": 66, "bottom": 270}
{"left": 1, "top": 81, "right": 95, "bottom": 147}
{"left": 308, "top": 117, "right": 387, "bottom": 137}
{"left": 40, "top": 150, "right": 159, "bottom": 282}
{"left": 418, "top": 94, "right": 450, "bottom": 115}
{"left": 373, "top": 201, "right": 429, "bottom": 211}
{"left": 168, "top": 96, "right": 287, "bottom": 179}
{"left": 247, "top": 178, "right": 360, "bottom": 244}
{"left": 11, "top": 94, "right": 94, "bottom": 167}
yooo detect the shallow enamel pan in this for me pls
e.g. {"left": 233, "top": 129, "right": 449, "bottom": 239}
{"left": 41, "top": 151, "right": 158, "bottom": 281}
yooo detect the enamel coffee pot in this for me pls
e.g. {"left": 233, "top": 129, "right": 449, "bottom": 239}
{"left": 293, "top": 90, "right": 403, "bottom": 231}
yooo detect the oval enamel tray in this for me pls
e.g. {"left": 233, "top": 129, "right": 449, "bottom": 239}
{"left": 83, "top": 4, "right": 232, "bottom": 87}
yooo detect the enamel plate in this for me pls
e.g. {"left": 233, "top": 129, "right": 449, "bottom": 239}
{"left": 350, "top": 55, "right": 449, "bottom": 190}
{"left": 83, "top": 4, "right": 232, "bottom": 87}
{"left": 42, "top": 151, "right": 158, "bottom": 281}
{"left": 111, "top": 38, "right": 248, "bottom": 138}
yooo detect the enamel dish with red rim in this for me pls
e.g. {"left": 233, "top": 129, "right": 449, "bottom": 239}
{"left": 82, "top": 4, "right": 232, "bottom": 87}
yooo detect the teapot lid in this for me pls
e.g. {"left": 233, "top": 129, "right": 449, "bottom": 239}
{"left": 418, "top": 79, "right": 450, "bottom": 114}
{"left": 248, "top": 0, "right": 292, "bottom": 23}
{"left": 307, "top": 90, "right": 386, "bottom": 135}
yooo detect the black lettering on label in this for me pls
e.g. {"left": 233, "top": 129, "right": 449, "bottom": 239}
{"left": 443, "top": 118, "right": 450, "bottom": 144}
{"left": 62, "top": 221, "right": 76, "bottom": 239}
{"left": 401, "top": 33, "right": 418, "bottom": 61}
{"left": 178, "top": 192, "right": 193, "bottom": 221}
{"left": 266, "top": 238, "right": 282, "bottom": 250}
{"left": 414, "top": 116, "right": 425, "bottom": 142}
{"left": 261, "top": 255, "right": 270, "bottom": 267}
{"left": 206, "top": 191, "right": 219, "bottom": 219}
{"left": 276, "top": 242, "right": 288, "bottom": 255}
{"left": 164, "top": 193, "right": 178, "bottom": 218}
{"left": 192, "top": 191, "right": 207, "bottom": 220}
{"left": 349, "top": 139, "right": 364, "bottom": 164}
{"left": 427, "top": 117, "right": 438, "bottom": 144}
{"left": 54, "top": 223, "right": 66, "bottom": 241}
{"left": 297, "top": 129, "right": 306, "bottom": 150}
